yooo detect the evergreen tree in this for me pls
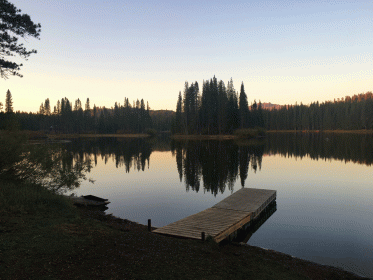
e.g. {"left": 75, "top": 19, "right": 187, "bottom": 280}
{"left": 85, "top": 98, "right": 90, "bottom": 111}
{"left": 239, "top": 82, "right": 249, "bottom": 129}
{"left": 226, "top": 78, "right": 239, "bottom": 133}
{"left": 74, "top": 98, "right": 82, "bottom": 111}
{"left": 0, "top": 0, "right": 41, "bottom": 78}
{"left": 56, "top": 100, "right": 61, "bottom": 114}
{"left": 38, "top": 102, "right": 44, "bottom": 115}
{"left": 174, "top": 91, "right": 183, "bottom": 134}
{"left": 217, "top": 80, "right": 228, "bottom": 134}
{"left": 44, "top": 98, "right": 51, "bottom": 115}
{"left": 183, "top": 82, "right": 190, "bottom": 134}
{"left": 5, "top": 89, "right": 13, "bottom": 113}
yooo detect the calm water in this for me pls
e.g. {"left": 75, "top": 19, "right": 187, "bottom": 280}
{"left": 64, "top": 134, "right": 373, "bottom": 278}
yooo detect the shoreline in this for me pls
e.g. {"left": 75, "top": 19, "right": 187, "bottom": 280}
{"left": 47, "top": 133, "right": 150, "bottom": 138}
{"left": 2, "top": 178, "right": 370, "bottom": 279}
{"left": 81, "top": 207, "right": 371, "bottom": 280}
{"left": 266, "top": 129, "right": 373, "bottom": 134}
{"left": 171, "top": 129, "right": 373, "bottom": 140}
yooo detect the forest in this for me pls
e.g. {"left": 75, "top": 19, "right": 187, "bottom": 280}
{"left": 0, "top": 92, "right": 154, "bottom": 134}
{"left": 172, "top": 76, "right": 264, "bottom": 135}
{"left": 172, "top": 76, "right": 373, "bottom": 133}
{"left": 263, "top": 92, "right": 373, "bottom": 130}
{"left": 1, "top": 81, "right": 373, "bottom": 134}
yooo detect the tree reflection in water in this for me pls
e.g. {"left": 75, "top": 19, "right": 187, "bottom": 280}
{"left": 60, "top": 133, "right": 373, "bottom": 195}
{"left": 171, "top": 140, "right": 265, "bottom": 196}
{"left": 265, "top": 132, "right": 373, "bottom": 166}
{"left": 68, "top": 137, "right": 153, "bottom": 173}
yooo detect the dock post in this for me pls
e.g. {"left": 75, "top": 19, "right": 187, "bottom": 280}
{"left": 148, "top": 219, "right": 151, "bottom": 232}
{"left": 201, "top": 232, "right": 205, "bottom": 241}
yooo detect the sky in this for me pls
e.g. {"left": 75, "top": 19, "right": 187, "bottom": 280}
{"left": 2, "top": 0, "right": 373, "bottom": 113}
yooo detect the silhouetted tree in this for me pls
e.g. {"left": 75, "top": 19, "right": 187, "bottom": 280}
{"left": 0, "top": 0, "right": 41, "bottom": 78}
{"left": 5, "top": 89, "right": 13, "bottom": 113}
{"left": 239, "top": 82, "right": 249, "bottom": 129}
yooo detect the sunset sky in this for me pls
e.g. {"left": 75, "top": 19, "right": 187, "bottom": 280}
{"left": 2, "top": 0, "right": 373, "bottom": 113}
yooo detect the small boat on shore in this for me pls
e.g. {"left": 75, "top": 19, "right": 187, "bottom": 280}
{"left": 66, "top": 195, "right": 110, "bottom": 207}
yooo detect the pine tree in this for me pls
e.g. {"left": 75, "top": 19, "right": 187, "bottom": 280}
{"left": 0, "top": 1, "right": 41, "bottom": 78}
{"left": 44, "top": 98, "right": 51, "bottom": 115}
{"left": 217, "top": 80, "right": 228, "bottom": 134}
{"left": 175, "top": 91, "right": 183, "bottom": 134}
{"left": 183, "top": 82, "right": 190, "bottom": 134}
{"left": 38, "top": 103, "right": 44, "bottom": 115}
{"left": 56, "top": 100, "right": 61, "bottom": 114}
{"left": 239, "top": 82, "right": 249, "bottom": 129}
{"left": 5, "top": 89, "right": 13, "bottom": 113}
{"left": 226, "top": 79, "right": 239, "bottom": 133}
{"left": 85, "top": 98, "right": 90, "bottom": 111}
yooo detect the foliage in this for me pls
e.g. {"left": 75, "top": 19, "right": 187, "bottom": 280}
{"left": 0, "top": 131, "right": 92, "bottom": 193}
{"left": 0, "top": 0, "right": 41, "bottom": 78}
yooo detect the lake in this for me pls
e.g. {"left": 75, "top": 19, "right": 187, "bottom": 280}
{"left": 64, "top": 133, "right": 373, "bottom": 278}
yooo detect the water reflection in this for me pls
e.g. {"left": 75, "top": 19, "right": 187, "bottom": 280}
{"left": 23, "top": 141, "right": 93, "bottom": 194}
{"left": 68, "top": 138, "right": 153, "bottom": 172}
{"left": 63, "top": 133, "right": 373, "bottom": 195}
{"left": 62, "top": 134, "right": 373, "bottom": 278}
{"left": 266, "top": 133, "right": 373, "bottom": 165}
{"left": 230, "top": 201, "right": 277, "bottom": 243}
{"left": 171, "top": 140, "right": 265, "bottom": 195}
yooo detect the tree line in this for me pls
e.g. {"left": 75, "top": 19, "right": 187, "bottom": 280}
{"left": 0, "top": 91, "right": 153, "bottom": 134}
{"left": 2, "top": 87, "right": 373, "bottom": 134}
{"left": 172, "top": 76, "right": 373, "bottom": 133}
{"left": 264, "top": 92, "right": 373, "bottom": 131}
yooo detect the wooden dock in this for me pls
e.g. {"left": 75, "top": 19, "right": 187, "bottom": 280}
{"left": 153, "top": 188, "right": 276, "bottom": 243}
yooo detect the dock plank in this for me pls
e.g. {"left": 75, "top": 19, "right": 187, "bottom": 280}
{"left": 153, "top": 188, "right": 276, "bottom": 242}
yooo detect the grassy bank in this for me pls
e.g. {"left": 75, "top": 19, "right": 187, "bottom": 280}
{"left": 1, "top": 179, "right": 369, "bottom": 279}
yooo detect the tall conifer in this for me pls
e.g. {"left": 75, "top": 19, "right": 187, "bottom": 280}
{"left": 5, "top": 89, "right": 13, "bottom": 113}
{"left": 239, "top": 82, "right": 249, "bottom": 129}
